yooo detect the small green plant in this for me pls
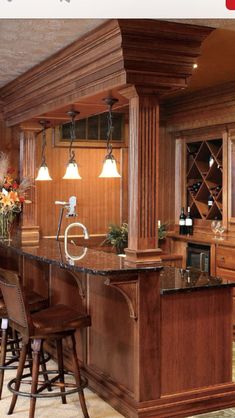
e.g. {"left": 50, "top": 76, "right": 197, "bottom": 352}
{"left": 102, "top": 222, "right": 128, "bottom": 254}
{"left": 158, "top": 223, "right": 167, "bottom": 240}
{"left": 102, "top": 222, "right": 167, "bottom": 254}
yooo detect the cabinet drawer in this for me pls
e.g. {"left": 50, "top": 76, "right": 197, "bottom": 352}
{"left": 216, "top": 267, "right": 235, "bottom": 296}
{"left": 216, "top": 267, "right": 235, "bottom": 281}
{"left": 216, "top": 247, "right": 235, "bottom": 270}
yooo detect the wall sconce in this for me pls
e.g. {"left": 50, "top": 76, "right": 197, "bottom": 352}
{"left": 99, "top": 97, "right": 121, "bottom": 178}
{"left": 35, "top": 120, "right": 52, "bottom": 181}
{"left": 63, "top": 110, "right": 82, "bottom": 180}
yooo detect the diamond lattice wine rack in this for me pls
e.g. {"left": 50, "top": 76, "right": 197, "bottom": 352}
{"left": 186, "top": 138, "right": 223, "bottom": 220}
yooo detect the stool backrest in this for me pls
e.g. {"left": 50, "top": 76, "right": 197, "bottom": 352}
{"left": 0, "top": 267, "right": 31, "bottom": 340}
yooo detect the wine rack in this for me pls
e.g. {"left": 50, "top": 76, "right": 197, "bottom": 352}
{"left": 186, "top": 138, "right": 223, "bottom": 220}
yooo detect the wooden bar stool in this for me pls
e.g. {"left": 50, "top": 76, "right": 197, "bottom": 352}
{"left": 0, "top": 286, "right": 49, "bottom": 399}
{"left": 0, "top": 267, "right": 91, "bottom": 418}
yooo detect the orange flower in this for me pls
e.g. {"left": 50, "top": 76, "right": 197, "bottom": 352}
{"left": 8, "top": 191, "right": 19, "bottom": 203}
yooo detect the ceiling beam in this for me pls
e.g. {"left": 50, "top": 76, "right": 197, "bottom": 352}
{"left": 0, "top": 19, "right": 214, "bottom": 127}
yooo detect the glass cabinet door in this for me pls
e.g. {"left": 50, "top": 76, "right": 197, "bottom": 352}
{"left": 228, "top": 130, "right": 235, "bottom": 222}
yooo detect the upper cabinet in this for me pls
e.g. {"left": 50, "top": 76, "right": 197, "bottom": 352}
{"left": 228, "top": 129, "right": 235, "bottom": 223}
{"left": 175, "top": 128, "right": 228, "bottom": 229}
{"left": 186, "top": 138, "right": 223, "bottom": 221}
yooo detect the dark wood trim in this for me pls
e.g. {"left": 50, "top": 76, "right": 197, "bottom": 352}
{"left": 0, "top": 19, "right": 213, "bottom": 127}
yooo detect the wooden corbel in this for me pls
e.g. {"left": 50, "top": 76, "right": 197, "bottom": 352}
{"left": 104, "top": 275, "right": 138, "bottom": 320}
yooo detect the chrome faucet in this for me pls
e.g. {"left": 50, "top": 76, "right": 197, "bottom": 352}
{"left": 64, "top": 222, "right": 89, "bottom": 261}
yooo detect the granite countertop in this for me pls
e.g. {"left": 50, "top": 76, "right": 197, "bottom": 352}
{"left": 0, "top": 238, "right": 162, "bottom": 276}
{"left": 160, "top": 266, "right": 235, "bottom": 295}
{"left": 1, "top": 238, "right": 235, "bottom": 293}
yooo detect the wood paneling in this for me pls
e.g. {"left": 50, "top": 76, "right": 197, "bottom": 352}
{"left": 161, "top": 288, "right": 233, "bottom": 395}
{"left": 36, "top": 129, "right": 123, "bottom": 237}
{"left": 158, "top": 125, "right": 176, "bottom": 225}
{"left": 0, "top": 121, "right": 18, "bottom": 171}
{"left": 87, "top": 274, "right": 134, "bottom": 393}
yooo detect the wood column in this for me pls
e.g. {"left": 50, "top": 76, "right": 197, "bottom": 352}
{"left": 121, "top": 86, "right": 161, "bottom": 263}
{"left": 18, "top": 126, "right": 40, "bottom": 244}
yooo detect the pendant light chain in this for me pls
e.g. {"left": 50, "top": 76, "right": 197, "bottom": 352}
{"left": 41, "top": 124, "right": 47, "bottom": 166}
{"left": 98, "top": 96, "right": 121, "bottom": 178}
{"left": 105, "top": 97, "right": 118, "bottom": 160}
{"left": 63, "top": 109, "right": 82, "bottom": 180}
{"left": 68, "top": 111, "right": 77, "bottom": 163}
{"left": 35, "top": 120, "right": 52, "bottom": 181}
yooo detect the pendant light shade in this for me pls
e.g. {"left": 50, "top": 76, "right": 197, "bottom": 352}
{"left": 63, "top": 161, "right": 82, "bottom": 180}
{"left": 63, "top": 110, "right": 82, "bottom": 180}
{"left": 35, "top": 164, "right": 52, "bottom": 181}
{"left": 99, "top": 156, "right": 121, "bottom": 178}
{"left": 99, "top": 97, "right": 121, "bottom": 178}
{"left": 35, "top": 120, "right": 52, "bottom": 181}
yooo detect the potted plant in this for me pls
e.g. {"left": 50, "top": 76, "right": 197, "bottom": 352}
{"left": 102, "top": 222, "right": 168, "bottom": 254}
{"left": 102, "top": 222, "right": 128, "bottom": 254}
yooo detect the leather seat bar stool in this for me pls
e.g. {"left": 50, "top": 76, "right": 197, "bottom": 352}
{"left": 0, "top": 282, "right": 49, "bottom": 399}
{"left": 0, "top": 267, "right": 91, "bottom": 418}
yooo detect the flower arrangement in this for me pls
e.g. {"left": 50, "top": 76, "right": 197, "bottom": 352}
{"left": 0, "top": 152, "right": 32, "bottom": 238}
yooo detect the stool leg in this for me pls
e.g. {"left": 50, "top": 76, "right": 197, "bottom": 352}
{"left": 9, "top": 327, "right": 17, "bottom": 357}
{"left": 56, "top": 338, "right": 66, "bottom": 404}
{"left": 12, "top": 328, "right": 20, "bottom": 358}
{"left": 29, "top": 338, "right": 41, "bottom": 418}
{"left": 0, "top": 318, "right": 8, "bottom": 399}
{"left": 8, "top": 342, "right": 27, "bottom": 415}
{"left": 70, "top": 333, "right": 89, "bottom": 418}
{"left": 40, "top": 343, "right": 52, "bottom": 392}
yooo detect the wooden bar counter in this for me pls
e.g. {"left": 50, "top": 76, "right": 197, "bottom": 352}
{"left": 1, "top": 238, "right": 235, "bottom": 417}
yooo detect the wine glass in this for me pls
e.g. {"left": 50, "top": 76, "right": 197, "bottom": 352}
{"left": 211, "top": 220, "right": 220, "bottom": 239}
{"left": 217, "top": 224, "right": 226, "bottom": 240}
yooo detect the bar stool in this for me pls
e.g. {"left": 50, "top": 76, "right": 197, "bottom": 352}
{"left": 0, "top": 267, "right": 91, "bottom": 418}
{"left": 0, "top": 286, "right": 49, "bottom": 399}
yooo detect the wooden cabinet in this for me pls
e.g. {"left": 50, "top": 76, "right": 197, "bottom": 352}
{"left": 186, "top": 138, "right": 223, "bottom": 220}
{"left": 216, "top": 246, "right": 235, "bottom": 270}
{"left": 216, "top": 246, "right": 235, "bottom": 332}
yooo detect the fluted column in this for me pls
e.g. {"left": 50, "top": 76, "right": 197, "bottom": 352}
{"left": 18, "top": 125, "right": 40, "bottom": 244}
{"left": 120, "top": 86, "right": 161, "bottom": 263}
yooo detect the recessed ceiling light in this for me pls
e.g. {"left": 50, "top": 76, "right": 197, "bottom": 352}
{"left": 193, "top": 63, "right": 198, "bottom": 69}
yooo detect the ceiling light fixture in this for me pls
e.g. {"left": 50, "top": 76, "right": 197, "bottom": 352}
{"left": 63, "top": 110, "right": 82, "bottom": 180}
{"left": 99, "top": 97, "right": 121, "bottom": 178}
{"left": 35, "top": 120, "right": 52, "bottom": 181}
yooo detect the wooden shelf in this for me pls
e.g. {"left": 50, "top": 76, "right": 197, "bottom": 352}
{"left": 186, "top": 138, "right": 223, "bottom": 221}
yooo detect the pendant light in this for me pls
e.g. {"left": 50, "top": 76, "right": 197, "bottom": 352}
{"left": 99, "top": 97, "right": 121, "bottom": 178}
{"left": 63, "top": 110, "right": 82, "bottom": 180}
{"left": 35, "top": 120, "right": 52, "bottom": 181}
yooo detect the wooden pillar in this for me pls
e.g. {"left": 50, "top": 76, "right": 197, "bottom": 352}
{"left": 18, "top": 125, "right": 40, "bottom": 244}
{"left": 121, "top": 86, "right": 161, "bottom": 263}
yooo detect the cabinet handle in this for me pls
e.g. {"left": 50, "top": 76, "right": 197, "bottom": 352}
{"left": 200, "top": 252, "right": 207, "bottom": 272}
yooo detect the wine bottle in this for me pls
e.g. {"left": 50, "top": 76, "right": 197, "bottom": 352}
{"left": 209, "top": 155, "right": 214, "bottom": 168}
{"left": 179, "top": 207, "right": 186, "bottom": 235}
{"left": 185, "top": 206, "right": 193, "bottom": 235}
{"left": 208, "top": 194, "right": 214, "bottom": 210}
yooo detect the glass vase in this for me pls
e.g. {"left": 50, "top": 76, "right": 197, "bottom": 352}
{"left": 0, "top": 214, "right": 13, "bottom": 240}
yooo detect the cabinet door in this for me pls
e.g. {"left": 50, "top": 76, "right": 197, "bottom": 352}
{"left": 228, "top": 131, "right": 235, "bottom": 223}
{"left": 216, "top": 246, "right": 235, "bottom": 270}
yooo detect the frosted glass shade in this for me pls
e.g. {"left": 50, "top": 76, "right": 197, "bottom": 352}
{"left": 63, "top": 162, "right": 82, "bottom": 180}
{"left": 35, "top": 165, "right": 52, "bottom": 181}
{"left": 99, "top": 158, "right": 121, "bottom": 178}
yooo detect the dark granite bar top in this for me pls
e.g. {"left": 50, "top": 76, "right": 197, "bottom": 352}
{"left": 0, "top": 238, "right": 235, "bottom": 294}
{"left": 0, "top": 238, "right": 162, "bottom": 276}
{"left": 160, "top": 266, "right": 235, "bottom": 295}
